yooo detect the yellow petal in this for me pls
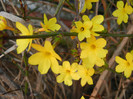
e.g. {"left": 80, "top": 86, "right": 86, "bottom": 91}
{"left": 56, "top": 74, "right": 65, "bottom": 83}
{"left": 63, "top": 61, "right": 70, "bottom": 70}
{"left": 64, "top": 75, "right": 72, "bottom": 86}
{"left": 115, "top": 65, "right": 125, "bottom": 72}
{"left": 71, "top": 73, "right": 80, "bottom": 80}
{"left": 78, "top": 33, "right": 84, "bottom": 41}
{"left": 16, "top": 22, "right": 29, "bottom": 35}
{"left": 44, "top": 41, "right": 53, "bottom": 51}
{"left": 115, "top": 56, "right": 126, "bottom": 64}
{"left": 126, "top": 53, "right": 133, "bottom": 63}
{"left": 84, "top": 21, "right": 92, "bottom": 29}
{"left": 112, "top": 10, "right": 120, "bottom": 17}
{"left": 28, "top": 52, "right": 44, "bottom": 65}
{"left": 44, "top": 13, "right": 48, "bottom": 24}
{"left": 91, "top": 15, "right": 104, "bottom": 24}
{"left": 125, "top": 3, "right": 133, "bottom": 14}
{"left": 117, "top": 1, "right": 124, "bottom": 9}
{"left": 124, "top": 68, "right": 132, "bottom": 78}
{"left": 82, "top": 57, "right": 95, "bottom": 68}
{"left": 75, "top": 21, "right": 83, "bottom": 28}
{"left": 122, "top": 14, "right": 128, "bottom": 24}
{"left": 95, "top": 38, "right": 106, "bottom": 48}
{"left": 117, "top": 16, "right": 123, "bottom": 25}
{"left": 92, "top": 24, "right": 104, "bottom": 32}
{"left": 87, "top": 68, "right": 95, "bottom": 76}
{"left": 86, "top": 1, "right": 92, "bottom": 10}
{"left": 50, "top": 57, "right": 60, "bottom": 74}
{"left": 96, "top": 58, "right": 105, "bottom": 67}
{"left": 32, "top": 44, "right": 46, "bottom": 52}
{"left": 87, "top": 76, "right": 93, "bottom": 85}
{"left": 27, "top": 39, "right": 32, "bottom": 52}
{"left": 87, "top": 35, "right": 96, "bottom": 43}
{"left": 80, "top": 50, "right": 89, "bottom": 58}
{"left": 38, "top": 58, "right": 51, "bottom": 74}
{"left": 81, "top": 3, "right": 86, "bottom": 13}
{"left": 16, "top": 39, "right": 29, "bottom": 54}
{"left": 81, "top": 77, "right": 87, "bottom": 86}
{"left": 82, "top": 15, "right": 90, "bottom": 22}
{"left": 28, "top": 24, "right": 33, "bottom": 35}
{"left": 48, "top": 17, "right": 57, "bottom": 24}
{"left": 49, "top": 24, "right": 61, "bottom": 31}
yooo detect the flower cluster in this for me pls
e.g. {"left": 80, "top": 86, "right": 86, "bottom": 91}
{"left": 1, "top": 0, "right": 133, "bottom": 88}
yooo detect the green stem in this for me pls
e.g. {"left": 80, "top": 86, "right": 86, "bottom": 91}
{"left": 1, "top": 32, "right": 133, "bottom": 40}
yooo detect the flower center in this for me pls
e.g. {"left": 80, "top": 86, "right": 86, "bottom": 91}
{"left": 126, "top": 62, "right": 130, "bottom": 67}
{"left": 80, "top": 27, "right": 84, "bottom": 31}
{"left": 66, "top": 70, "right": 71, "bottom": 74}
{"left": 45, "top": 52, "right": 51, "bottom": 56}
{"left": 91, "top": 44, "right": 96, "bottom": 50}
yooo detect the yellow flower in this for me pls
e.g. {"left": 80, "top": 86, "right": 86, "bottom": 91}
{"left": 82, "top": 15, "right": 104, "bottom": 36}
{"left": 16, "top": 22, "right": 33, "bottom": 54}
{"left": 0, "top": 16, "right": 14, "bottom": 31}
{"left": 80, "top": 96, "right": 85, "bottom": 99}
{"left": 28, "top": 41, "right": 62, "bottom": 74}
{"left": 112, "top": 1, "right": 133, "bottom": 25}
{"left": 39, "top": 14, "right": 61, "bottom": 32}
{"left": 81, "top": 0, "right": 99, "bottom": 13}
{"left": 129, "top": 0, "right": 133, "bottom": 6}
{"left": 115, "top": 52, "right": 133, "bottom": 78}
{"left": 78, "top": 65, "right": 94, "bottom": 86}
{"left": 56, "top": 61, "right": 80, "bottom": 86}
{"left": 71, "top": 20, "right": 92, "bottom": 41}
{"left": 80, "top": 36, "right": 108, "bottom": 68}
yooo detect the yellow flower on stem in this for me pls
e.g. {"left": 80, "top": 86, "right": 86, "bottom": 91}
{"left": 39, "top": 14, "right": 61, "bottom": 32}
{"left": 80, "top": 36, "right": 108, "bottom": 68}
{"left": 56, "top": 61, "right": 80, "bottom": 86}
{"left": 28, "top": 41, "right": 62, "bottom": 74}
{"left": 80, "top": 0, "right": 99, "bottom": 13}
{"left": 82, "top": 15, "right": 104, "bottom": 36}
{"left": 115, "top": 52, "right": 133, "bottom": 78}
{"left": 70, "top": 20, "right": 92, "bottom": 41}
{"left": 78, "top": 65, "right": 94, "bottom": 86}
{"left": 16, "top": 22, "right": 33, "bottom": 54}
{"left": 0, "top": 16, "right": 14, "bottom": 31}
{"left": 112, "top": 1, "right": 133, "bottom": 25}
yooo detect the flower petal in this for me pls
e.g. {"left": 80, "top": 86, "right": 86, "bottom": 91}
{"left": 82, "top": 15, "right": 90, "bottom": 22}
{"left": 44, "top": 13, "right": 48, "bottom": 24}
{"left": 124, "top": 68, "right": 132, "bottom": 78}
{"left": 115, "top": 56, "right": 126, "bottom": 64}
{"left": 56, "top": 74, "right": 65, "bottom": 83}
{"left": 32, "top": 44, "right": 46, "bottom": 52}
{"left": 91, "top": 15, "right": 104, "bottom": 24}
{"left": 125, "top": 3, "right": 133, "bottom": 14}
{"left": 28, "top": 52, "right": 44, "bottom": 65}
{"left": 50, "top": 57, "right": 60, "bottom": 74}
{"left": 92, "top": 24, "right": 104, "bottom": 32}
{"left": 117, "top": 1, "right": 124, "bottom": 9}
{"left": 95, "top": 38, "right": 106, "bottom": 48}
{"left": 16, "top": 22, "right": 29, "bottom": 35}
{"left": 87, "top": 76, "right": 93, "bottom": 85}
{"left": 115, "top": 65, "right": 125, "bottom": 73}
{"left": 64, "top": 75, "right": 72, "bottom": 86}
{"left": 38, "top": 58, "right": 51, "bottom": 74}
{"left": 28, "top": 24, "right": 33, "bottom": 35}
{"left": 81, "top": 77, "right": 87, "bottom": 86}
{"left": 16, "top": 39, "right": 29, "bottom": 54}
{"left": 63, "top": 61, "right": 70, "bottom": 70}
